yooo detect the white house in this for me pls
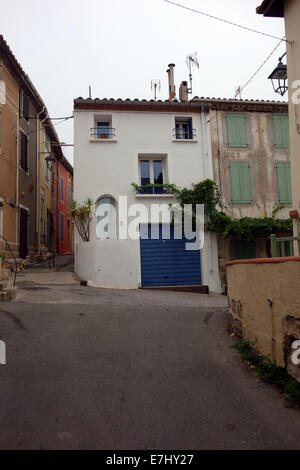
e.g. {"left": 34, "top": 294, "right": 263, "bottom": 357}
{"left": 73, "top": 86, "right": 221, "bottom": 292}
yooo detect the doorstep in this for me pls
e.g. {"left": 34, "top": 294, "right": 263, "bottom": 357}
{"left": 140, "top": 285, "right": 209, "bottom": 294}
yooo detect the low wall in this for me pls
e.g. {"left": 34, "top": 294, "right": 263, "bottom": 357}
{"left": 227, "top": 257, "right": 300, "bottom": 381}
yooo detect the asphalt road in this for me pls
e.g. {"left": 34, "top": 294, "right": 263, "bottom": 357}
{"left": 0, "top": 280, "right": 300, "bottom": 450}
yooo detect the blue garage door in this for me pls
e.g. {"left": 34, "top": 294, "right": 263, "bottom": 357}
{"left": 140, "top": 224, "right": 201, "bottom": 286}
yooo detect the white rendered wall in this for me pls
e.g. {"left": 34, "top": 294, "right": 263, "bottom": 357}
{"left": 74, "top": 109, "right": 221, "bottom": 292}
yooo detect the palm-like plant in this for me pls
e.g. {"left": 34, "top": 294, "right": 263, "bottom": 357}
{"left": 70, "top": 198, "right": 94, "bottom": 242}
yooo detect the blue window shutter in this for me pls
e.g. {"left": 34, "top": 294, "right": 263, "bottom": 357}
{"left": 230, "top": 162, "right": 252, "bottom": 203}
{"left": 273, "top": 115, "right": 289, "bottom": 148}
{"left": 226, "top": 114, "right": 247, "bottom": 147}
{"left": 276, "top": 162, "right": 292, "bottom": 203}
{"left": 60, "top": 177, "right": 64, "bottom": 201}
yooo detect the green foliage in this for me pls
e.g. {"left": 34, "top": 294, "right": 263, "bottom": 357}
{"left": 131, "top": 179, "right": 292, "bottom": 238}
{"left": 232, "top": 339, "right": 300, "bottom": 406}
{"left": 70, "top": 198, "right": 94, "bottom": 242}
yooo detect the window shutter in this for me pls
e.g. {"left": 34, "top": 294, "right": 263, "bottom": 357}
{"left": 273, "top": 115, "right": 289, "bottom": 148}
{"left": 20, "top": 132, "right": 28, "bottom": 171}
{"left": 276, "top": 162, "right": 292, "bottom": 203}
{"left": 226, "top": 114, "right": 247, "bottom": 147}
{"left": 230, "top": 162, "right": 252, "bottom": 203}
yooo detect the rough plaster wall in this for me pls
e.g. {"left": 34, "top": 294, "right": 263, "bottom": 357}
{"left": 227, "top": 260, "right": 300, "bottom": 382}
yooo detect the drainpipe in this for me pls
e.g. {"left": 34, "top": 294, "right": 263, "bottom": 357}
{"left": 56, "top": 159, "right": 59, "bottom": 254}
{"left": 36, "top": 106, "right": 45, "bottom": 255}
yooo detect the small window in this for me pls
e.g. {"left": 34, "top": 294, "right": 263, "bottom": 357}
{"left": 230, "top": 162, "right": 252, "bottom": 204}
{"left": 276, "top": 162, "right": 292, "bottom": 203}
{"left": 226, "top": 113, "right": 247, "bottom": 148}
{"left": 96, "top": 197, "right": 116, "bottom": 239}
{"left": 22, "top": 93, "right": 30, "bottom": 120}
{"left": 91, "top": 115, "right": 114, "bottom": 140}
{"left": 273, "top": 115, "right": 289, "bottom": 148}
{"left": 20, "top": 131, "right": 28, "bottom": 171}
{"left": 60, "top": 177, "right": 64, "bottom": 201}
{"left": 174, "top": 117, "right": 194, "bottom": 139}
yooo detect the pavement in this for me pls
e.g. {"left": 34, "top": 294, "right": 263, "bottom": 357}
{"left": 0, "top": 256, "right": 300, "bottom": 450}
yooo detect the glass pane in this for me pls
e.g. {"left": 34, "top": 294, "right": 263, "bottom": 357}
{"left": 153, "top": 160, "right": 163, "bottom": 184}
{"left": 140, "top": 160, "right": 150, "bottom": 186}
{"left": 97, "top": 121, "right": 110, "bottom": 137}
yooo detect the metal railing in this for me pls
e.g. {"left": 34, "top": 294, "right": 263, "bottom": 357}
{"left": 270, "top": 234, "right": 300, "bottom": 257}
{"left": 173, "top": 128, "right": 196, "bottom": 140}
{"left": 136, "top": 186, "right": 172, "bottom": 195}
{"left": 90, "top": 127, "right": 116, "bottom": 139}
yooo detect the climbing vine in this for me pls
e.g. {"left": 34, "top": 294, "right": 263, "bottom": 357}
{"left": 131, "top": 179, "right": 292, "bottom": 239}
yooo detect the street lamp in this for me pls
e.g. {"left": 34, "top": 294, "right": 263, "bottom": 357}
{"left": 268, "top": 53, "right": 288, "bottom": 97}
{"left": 45, "top": 154, "right": 56, "bottom": 171}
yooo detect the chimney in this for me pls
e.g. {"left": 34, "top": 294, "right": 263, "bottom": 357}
{"left": 179, "top": 81, "right": 188, "bottom": 102}
{"left": 167, "top": 63, "right": 176, "bottom": 101}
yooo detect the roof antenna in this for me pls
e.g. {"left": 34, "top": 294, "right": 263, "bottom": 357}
{"left": 89, "top": 85, "right": 92, "bottom": 99}
{"left": 234, "top": 85, "right": 242, "bottom": 99}
{"left": 186, "top": 52, "right": 199, "bottom": 95}
{"left": 151, "top": 79, "right": 161, "bottom": 101}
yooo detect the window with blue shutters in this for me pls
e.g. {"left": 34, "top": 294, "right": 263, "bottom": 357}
{"left": 272, "top": 115, "right": 289, "bottom": 148}
{"left": 226, "top": 113, "right": 247, "bottom": 148}
{"left": 276, "top": 162, "right": 292, "bottom": 203}
{"left": 229, "top": 162, "right": 252, "bottom": 204}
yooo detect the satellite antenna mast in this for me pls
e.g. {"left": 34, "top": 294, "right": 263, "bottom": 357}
{"left": 151, "top": 79, "right": 161, "bottom": 101}
{"left": 234, "top": 85, "right": 242, "bottom": 100}
{"left": 186, "top": 52, "right": 199, "bottom": 95}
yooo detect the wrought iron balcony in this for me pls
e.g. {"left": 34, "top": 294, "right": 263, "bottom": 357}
{"left": 173, "top": 128, "right": 196, "bottom": 140}
{"left": 136, "top": 186, "right": 172, "bottom": 195}
{"left": 90, "top": 127, "right": 116, "bottom": 140}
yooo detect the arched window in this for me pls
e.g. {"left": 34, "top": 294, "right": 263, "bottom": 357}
{"left": 96, "top": 197, "right": 116, "bottom": 239}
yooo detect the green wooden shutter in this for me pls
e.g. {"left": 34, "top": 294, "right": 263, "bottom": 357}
{"left": 276, "top": 162, "right": 292, "bottom": 203}
{"left": 230, "top": 162, "right": 252, "bottom": 203}
{"left": 226, "top": 114, "right": 247, "bottom": 147}
{"left": 273, "top": 115, "right": 289, "bottom": 148}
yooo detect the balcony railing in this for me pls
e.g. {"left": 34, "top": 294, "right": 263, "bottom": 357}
{"left": 173, "top": 128, "right": 196, "bottom": 140}
{"left": 136, "top": 186, "right": 172, "bottom": 195}
{"left": 270, "top": 234, "right": 300, "bottom": 257}
{"left": 90, "top": 127, "right": 116, "bottom": 140}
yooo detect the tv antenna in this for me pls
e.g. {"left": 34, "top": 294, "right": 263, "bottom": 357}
{"left": 186, "top": 52, "right": 199, "bottom": 95}
{"left": 151, "top": 79, "right": 161, "bottom": 101}
{"left": 234, "top": 85, "right": 242, "bottom": 100}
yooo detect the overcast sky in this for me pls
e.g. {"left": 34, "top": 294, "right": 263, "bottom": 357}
{"left": 1, "top": 0, "right": 286, "bottom": 164}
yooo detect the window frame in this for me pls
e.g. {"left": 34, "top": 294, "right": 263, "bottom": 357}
{"left": 60, "top": 177, "right": 64, "bottom": 201}
{"left": 138, "top": 157, "right": 166, "bottom": 187}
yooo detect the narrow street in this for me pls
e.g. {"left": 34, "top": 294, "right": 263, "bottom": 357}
{"left": 0, "top": 257, "right": 299, "bottom": 450}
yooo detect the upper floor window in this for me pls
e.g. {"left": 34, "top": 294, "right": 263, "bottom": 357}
{"left": 273, "top": 115, "right": 289, "bottom": 148}
{"left": 226, "top": 113, "right": 247, "bottom": 148}
{"left": 174, "top": 117, "right": 195, "bottom": 140}
{"left": 60, "top": 177, "right": 64, "bottom": 201}
{"left": 22, "top": 92, "right": 30, "bottom": 121}
{"left": 276, "top": 162, "right": 292, "bottom": 203}
{"left": 96, "top": 197, "right": 116, "bottom": 239}
{"left": 44, "top": 134, "right": 50, "bottom": 184}
{"left": 20, "top": 130, "right": 28, "bottom": 171}
{"left": 229, "top": 162, "right": 252, "bottom": 204}
{"left": 91, "top": 115, "right": 115, "bottom": 140}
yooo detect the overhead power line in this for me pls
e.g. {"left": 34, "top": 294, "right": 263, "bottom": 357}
{"left": 162, "top": 0, "right": 289, "bottom": 43}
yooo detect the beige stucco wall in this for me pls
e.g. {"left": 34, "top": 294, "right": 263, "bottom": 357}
{"left": 227, "top": 258, "right": 300, "bottom": 380}
{"left": 285, "top": 0, "right": 300, "bottom": 249}
{"left": 38, "top": 123, "right": 53, "bottom": 253}
{"left": 0, "top": 60, "right": 18, "bottom": 255}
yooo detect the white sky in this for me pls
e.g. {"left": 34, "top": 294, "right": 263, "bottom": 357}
{"left": 0, "top": 0, "right": 286, "bottom": 164}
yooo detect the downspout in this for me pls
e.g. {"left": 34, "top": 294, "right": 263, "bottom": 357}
{"left": 56, "top": 159, "right": 59, "bottom": 254}
{"left": 36, "top": 106, "right": 45, "bottom": 255}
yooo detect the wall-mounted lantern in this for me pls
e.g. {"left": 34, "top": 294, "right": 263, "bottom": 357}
{"left": 45, "top": 154, "right": 56, "bottom": 171}
{"left": 268, "top": 53, "right": 288, "bottom": 97}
